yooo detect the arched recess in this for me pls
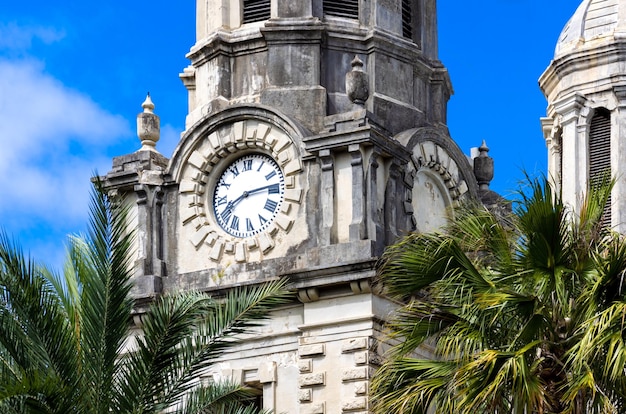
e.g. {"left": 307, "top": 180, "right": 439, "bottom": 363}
{"left": 166, "top": 104, "right": 311, "bottom": 266}
{"left": 168, "top": 104, "right": 310, "bottom": 182}
{"left": 394, "top": 127, "right": 478, "bottom": 234}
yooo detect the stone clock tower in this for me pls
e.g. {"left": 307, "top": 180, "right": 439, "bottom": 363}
{"left": 104, "top": 1, "right": 484, "bottom": 412}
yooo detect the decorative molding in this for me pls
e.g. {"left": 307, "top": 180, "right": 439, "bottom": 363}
{"left": 179, "top": 119, "right": 303, "bottom": 262}
{"left": 403, "top": 140, "right": 467, "bottom": 229}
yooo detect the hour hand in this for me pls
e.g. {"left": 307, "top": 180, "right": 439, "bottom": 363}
{"left": 224, "top": 195, "right": 242, "bottom": 212}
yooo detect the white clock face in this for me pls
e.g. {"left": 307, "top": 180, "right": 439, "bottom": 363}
{"left": 213, "top": 154, "right": 286, "bottom": 238}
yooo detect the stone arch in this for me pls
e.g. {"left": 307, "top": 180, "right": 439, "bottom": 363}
{"left": 167, "top": 104, "right": 311, "bottom": 264}
{"left": 167, "top": 104, "right": 310, "bottom": 183}
{"left": 394, "top": 127, "right": 478, "bottom": 232}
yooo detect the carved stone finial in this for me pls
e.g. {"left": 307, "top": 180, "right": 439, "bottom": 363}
{"left": 137, "top": 93, "right": 160, "bottom": 152}
{"left": 473, "top": 140, "right": 494, "bottom": 190}
{"left": 345, "top": 55, "right": 369, "bottom": 106}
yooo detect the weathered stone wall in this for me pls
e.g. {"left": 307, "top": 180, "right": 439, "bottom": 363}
{"left": 102, "top": 1, "right": 483, "bottom": 412}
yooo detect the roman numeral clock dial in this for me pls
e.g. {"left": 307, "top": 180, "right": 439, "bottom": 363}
{"left": 213, "top": 154, "right": 286, "bottom": 238}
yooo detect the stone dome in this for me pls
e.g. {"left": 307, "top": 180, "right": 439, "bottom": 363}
{"left": 555, "top": 0, "right": 624, "bottom": 57}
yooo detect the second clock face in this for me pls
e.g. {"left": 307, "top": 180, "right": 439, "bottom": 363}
{"left": 213, "top": 154, "right": 286, "bottom": 238}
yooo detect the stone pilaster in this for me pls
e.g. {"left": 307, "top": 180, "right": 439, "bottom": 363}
{"left": 349, "top": 144, "right": 366, "bottom": 241}
{"left": 319, "top": 149, "right": 335, "bottom": 246}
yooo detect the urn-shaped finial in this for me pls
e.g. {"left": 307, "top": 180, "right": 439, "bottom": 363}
{"left": 137, "top": 93, "right": 160, "bottom": 151}
{"left": 345, "top": 55, "right": 369, "bottom": 105}
{"left": 473, "top": 140, "right": 494, "bottom": 190}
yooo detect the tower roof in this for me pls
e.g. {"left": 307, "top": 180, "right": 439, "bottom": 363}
{"left": 555, "top": 0, "right": 623, "bottom": 57}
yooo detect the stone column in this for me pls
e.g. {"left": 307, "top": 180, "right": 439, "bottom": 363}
{"left": 319, "top": 149, "right": 335, "bottom": 245}
{"left": 133, "top": 183, "right": 164, "bottom": 295}
{"left": 384, "top": 159, "right": 402, "bottom": 244}
{"left": 612, "top": 84, "right": 626, "bottom": 232}
{"left": 554, "top": 93, "right": 587, "bottom": 212}
{"left": 349, "top": 144, "right": 366, "bottom": 240}
{"left": 366, "top": 151, "right": 383, "bottom": 250}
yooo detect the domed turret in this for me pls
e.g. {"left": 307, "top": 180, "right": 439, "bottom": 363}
{"left": 539, "top": 0, "right": 626, "bottom": 232}
{"left": 554, "top": 0, "right": 623, "bottom": 58}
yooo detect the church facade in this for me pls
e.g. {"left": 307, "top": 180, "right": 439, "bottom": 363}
{"left": 103, "top": 1, "right": 494, "bottom": 412}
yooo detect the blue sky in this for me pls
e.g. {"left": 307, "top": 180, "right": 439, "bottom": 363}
{"left": 0, "top": 1, "right": 581, "bottom": 270}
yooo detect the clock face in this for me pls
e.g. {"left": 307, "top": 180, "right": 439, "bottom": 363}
{"left": 213, "top": 154, "right": 286, "bottom": 238}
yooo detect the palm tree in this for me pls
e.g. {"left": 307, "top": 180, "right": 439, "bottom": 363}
{"left": 371, "top": 176, "right": 626, "bottom": 413}
{"left": 0, "top": 181, "right": 291, "bottom": 413}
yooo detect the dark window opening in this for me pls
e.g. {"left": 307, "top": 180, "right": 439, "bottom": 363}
{"left": 323, "top": 0, "right": 359, "bottom": 19}
{"left": 589, "top": 107, "right": 612, "bottom": 227}
{"left": 243, "top": 0, "right": 271, "bottom": 23}
{"left": 246, "top": 381, "right": 263, "bottom": 410}
{"left": 402, "top": 0, "right": 412, "bottom": 38}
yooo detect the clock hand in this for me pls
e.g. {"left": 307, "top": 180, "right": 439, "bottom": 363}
{"left": 245, "top": 183, "right": 277, "bottom": 196}
{"left": 219, "top": 184, "right": 277, "bottom": 217}
{"left": 224, "top": 183, "right": 278, "bottom": 212}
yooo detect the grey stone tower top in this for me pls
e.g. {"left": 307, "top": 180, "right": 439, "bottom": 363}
{"left": 181, "top": 0, "right": 449, "bottom": 135}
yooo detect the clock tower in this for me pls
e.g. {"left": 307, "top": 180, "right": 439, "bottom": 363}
{"left": 103, "top": 1, "right": 485, "bottom": 412}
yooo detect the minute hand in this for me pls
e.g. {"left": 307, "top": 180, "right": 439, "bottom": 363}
{"left": 225, "top": 183, "right": 278, "bottom": 212}
{"left": 246, "top": 183, "right": 278, "bottom": 196}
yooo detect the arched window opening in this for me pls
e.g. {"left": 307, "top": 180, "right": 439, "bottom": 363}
{"left": 589, "top": 107, "right": 611, "bottom": 226}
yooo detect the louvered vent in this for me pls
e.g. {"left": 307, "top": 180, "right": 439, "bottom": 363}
{"left": 402, "top": 0, "right": 412, "bottom": 38}
{"left": 589, "top": 108, "right": 612, "bottom": 227}
{"left": 243, "top": 0, "right": 270, "bottom": 23}
{"left": 323, "top": 0, "right": 359, "bottom": 19}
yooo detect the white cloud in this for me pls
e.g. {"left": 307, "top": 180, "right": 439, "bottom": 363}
{"left": 0, "top": 22, "right": 183, "bottom": 270}
{"left": 0, "top": 57, "right": 133, "bottom": 266}
{"left": 0, "top": 22, "right": 65, "bottom": 51}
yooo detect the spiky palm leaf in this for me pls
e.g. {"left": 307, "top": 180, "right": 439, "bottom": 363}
{"left": 0, "top": 180, "right": 290, "bottom": 413}
{"left": 372, "top": 176, "right": 626, "bottom": 414}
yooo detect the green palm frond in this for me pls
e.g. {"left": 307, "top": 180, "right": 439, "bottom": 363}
{"left": 372, "top": 175, "right": 626, "bottom": 413}
{"left": 2, "top": 178, "right": 288, "bottom": 413}
{"left": 0, "top": 232, "right": 83, "bottom": 412}
{"left": 116, "top": 279, "right": 291, "bottom": 412}
{"left": 177, "top": 380, "right": 270, "bottom": 414}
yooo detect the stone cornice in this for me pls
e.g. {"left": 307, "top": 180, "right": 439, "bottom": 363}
{"left": 186, "top": 28, "right": 268, "bottom": 67}
{"left": 540, "top": 40, "right": 626, "bottom": 98}
{"left": 304, "top": 110, "right": 410, "bottom": 162}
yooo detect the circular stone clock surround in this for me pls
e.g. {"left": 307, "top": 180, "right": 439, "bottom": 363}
{"left": 170, "top": 110, "right": 305, "bottom": 264}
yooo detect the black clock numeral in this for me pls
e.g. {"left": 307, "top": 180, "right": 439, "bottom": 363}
{"left": 230, "top": 215, "right": 240, "bottom": 230}
{"left": 267, "top": 183, "right": 280, "bottom": 194}
{"left": 265, "top": 170, "right": 277, "bottom": 180}
{"left": 231, "top": 165, "right": 240, "bottom": 177}
{"left": 218, "top": 179, "right": 230, "bottom": 189}
{"left": 221, "top": 208, "right": 232, "bottom": 224}
{"left": 264, "top": 199, "right": 278, "bottom": 212}
{"left": 257, "top": 161, "right": 265, "bottom": 172}
{"left": 243, "top": 159, "right": 253, "bottom": 171}
{"left": 258, "top": 214, "right": 268, "bottom": 225}
{"left": 246, "top": 218, "right": 254, "bottom": 232}
{"left": 216, "top": 195, "right": 227, "bottom": 206}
